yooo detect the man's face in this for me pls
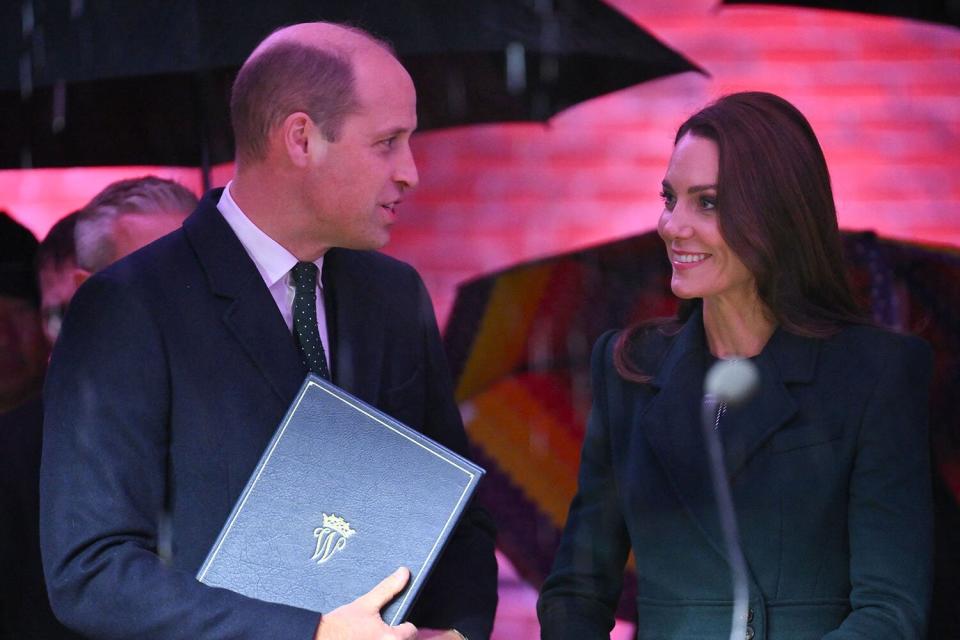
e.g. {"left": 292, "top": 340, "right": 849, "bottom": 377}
{"left": 302, "top": 47, "right": 419, "bottom": 251}
{"left": 0, "top": 295, "right": 47, "bottom": 409}
{"left": 35, "top": 212, "right": 184, "bottom": 347}
{"left": 112, "top": 212, "right": 185, "bottom": 261}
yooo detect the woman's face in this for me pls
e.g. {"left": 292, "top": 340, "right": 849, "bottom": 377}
{"left": 658, "top": 132, "right": 756, "bottom": 304}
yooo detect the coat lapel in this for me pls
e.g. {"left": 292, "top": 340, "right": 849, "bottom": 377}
{"left": 183, "top": 191, "right": 305, "bottom": 404}
{"left": 721, "top": 328, "right": 817, "bottom": 479}
{"left": 640, "top": 312, "right": 730, "bottom": 559}
{"left": 639, "top": 311, "right": 819, "bottom": 563}
{"left": 322, "top": 249, "right": 384, "bottom": 405}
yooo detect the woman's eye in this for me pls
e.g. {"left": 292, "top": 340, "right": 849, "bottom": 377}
{"left": 699, "top": 196, "right": 716, "bottom": 210}
{"left": 659, "top": 191, "right": 676, "bottom": 210}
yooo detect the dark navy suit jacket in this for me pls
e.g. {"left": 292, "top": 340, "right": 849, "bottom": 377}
{"left": 40, "top": 191, "right": 497, "bottom": 639}
{"left": 538, "top": 309, "right": 932, "bottom": 640}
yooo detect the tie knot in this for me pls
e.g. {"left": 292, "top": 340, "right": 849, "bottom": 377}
{"left": 292, "top": 261, "right": 318, "bottom": 288}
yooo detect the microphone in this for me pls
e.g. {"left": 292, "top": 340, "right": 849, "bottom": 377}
{"left": 701, "top": 357, "right": 759, "bottom": 640}
{"left": 705, "top": 357, "right": 759, "bottom": 405}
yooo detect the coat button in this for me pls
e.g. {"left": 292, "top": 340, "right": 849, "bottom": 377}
{"left": 747, "top": 608, "right": 754, "bottom": 623}
{"left": 745, "top": 625, "right": 755, "bottom": 640}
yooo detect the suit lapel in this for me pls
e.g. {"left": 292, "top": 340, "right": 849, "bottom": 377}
{"left": 183, "top": 192, "right": 305, "bottom": 404}
{"left": 322, "top": 249, "right": 384, "bottom": 405}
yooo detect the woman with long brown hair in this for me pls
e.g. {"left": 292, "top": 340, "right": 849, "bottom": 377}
{"left": 538, "top": 92, "right": 932, "bottom": 639}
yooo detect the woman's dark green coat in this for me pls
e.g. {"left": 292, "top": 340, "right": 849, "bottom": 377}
{"left": 538, "top": 310, "right": 933, "bottom": 639}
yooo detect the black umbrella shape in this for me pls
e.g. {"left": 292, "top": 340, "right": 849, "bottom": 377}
{"left": 722, "top": 0, "right": 960, "bottom": 27}
{"left": 0, "top": 0, "right": 703, "bottom": 177}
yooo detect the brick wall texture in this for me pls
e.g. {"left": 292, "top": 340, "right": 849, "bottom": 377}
{"left": 2, "top": 0, "right": 958, "bottom": 327}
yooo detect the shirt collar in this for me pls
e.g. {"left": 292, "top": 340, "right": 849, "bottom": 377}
{"left": 216, "top": 181, "right": 323, "bottom": 287}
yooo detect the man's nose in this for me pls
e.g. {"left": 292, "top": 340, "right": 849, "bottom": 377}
{"left": 394, "top": 144, "right": 419, "bottom": 190}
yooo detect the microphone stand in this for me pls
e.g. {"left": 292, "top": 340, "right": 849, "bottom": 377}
{"left": 701, "top": 393, "right": 749, "bottom": 640}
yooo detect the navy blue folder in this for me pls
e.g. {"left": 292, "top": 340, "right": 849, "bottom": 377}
{"left": 197, "top": 374, "right": 485, "bottom": 624}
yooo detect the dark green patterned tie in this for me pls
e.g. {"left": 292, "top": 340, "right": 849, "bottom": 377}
{"left": 291, "top": 261, "right": 330, "bottom": 380}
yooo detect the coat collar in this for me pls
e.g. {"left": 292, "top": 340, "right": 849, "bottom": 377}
{"left": 183, "top": 190, "right": 305, "bottom": 404}
{"left": 639, "top": 307, "right": 820, "bottom": 561}
{"left": 721, "top": 326, "right": 817, "bottom": 478}
{"left": 321, "top": 248, "right": 383, "bottom": 405}
{"left": 650, "top": 308, "right": 818, "bottom": 392}
{"left": 181, "top": 191, "right": 398, "bottom": 410}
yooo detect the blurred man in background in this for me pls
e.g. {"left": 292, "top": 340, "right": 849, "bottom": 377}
{"left": 74, "top": 175, "right": 198, "bottom": 275}
{"left": 0, "top": 177, "right": 195, "bottom": 639}
{"left": 0, "top": 212, "right": 47, "bottom": 414}
{"left": 1, "top": 210, "right": 83, "bottom": 640}
{"left": 36, "top": 211, "right": 82, "bottom": 348}
{"left": 35, "top": 177, "right": 198, "bottom": 348}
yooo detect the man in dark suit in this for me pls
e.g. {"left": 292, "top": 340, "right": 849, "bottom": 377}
{"left": 40, "top": 22, "right": 497, "bottom": 640}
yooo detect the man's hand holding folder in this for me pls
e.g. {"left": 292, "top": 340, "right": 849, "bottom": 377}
{"left": 312, "top": 566, "right": 466, "bottom": 640}
{"left": 314, "top": 567, "right": 417, "bottom": 640}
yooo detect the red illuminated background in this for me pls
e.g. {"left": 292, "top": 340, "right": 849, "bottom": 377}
{"left": 3, "top": 2, "right": 957, "bottom": 637}
{"left": 5, "top": 1, "right": 958, "bottom": 325}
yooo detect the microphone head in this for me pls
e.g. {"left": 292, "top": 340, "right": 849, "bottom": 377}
{"left": 704, "top": 357, "right": 759, "bottom": 405}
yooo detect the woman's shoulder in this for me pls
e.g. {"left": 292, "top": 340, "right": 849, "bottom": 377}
{"left": 821, "top": 324, "right": 932, "bottom": 373}
{"left": 592, "top": 321, "right": 680, "bottom": 379}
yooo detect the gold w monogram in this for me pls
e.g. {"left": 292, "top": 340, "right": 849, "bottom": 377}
{"left": 311, "top": 513, "right": 356, "bottom": 564}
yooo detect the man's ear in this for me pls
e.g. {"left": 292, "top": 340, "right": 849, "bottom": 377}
{"left": 281, "top": 112, "right": 327, "bottom": 168}
{"left": 72, "top": 267, "right": 91, "bottom": 289}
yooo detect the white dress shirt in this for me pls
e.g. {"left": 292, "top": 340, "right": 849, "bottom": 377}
{"left": 216, "top": 183, "right": 331, "bottom": 368}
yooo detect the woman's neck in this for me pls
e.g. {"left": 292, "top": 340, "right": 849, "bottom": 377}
{"left": 701, "top": 293, "right": 776, "bottom": 358}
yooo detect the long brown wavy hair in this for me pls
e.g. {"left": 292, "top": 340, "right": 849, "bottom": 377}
{"left": 614, "top": 92, "right": 867, "bottom": 382}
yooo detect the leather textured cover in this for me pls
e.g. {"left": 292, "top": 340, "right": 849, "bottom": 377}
{"left": 196, "top": 374, "right": 485, "bottom": 624}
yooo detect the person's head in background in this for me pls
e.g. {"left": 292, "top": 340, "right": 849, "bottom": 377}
{"left": 0, "top": 212, "right": 48, "bottom": 412}
{"left": 75, "top": 176, "right": 198, "bottom": 274}
{"left": 36, "top": 211, "right": 83, "bottom": 346}
{"left": 35, "top": 177, "right": 197, "bottom": 349}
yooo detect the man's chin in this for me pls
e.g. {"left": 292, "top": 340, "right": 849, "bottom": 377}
{"left": 342, "top": 233, "right": 390, "bottom": 252}
{"left": 369, "top": 224, "right": 393, "bottom": 249}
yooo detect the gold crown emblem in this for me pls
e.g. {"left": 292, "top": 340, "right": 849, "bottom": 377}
{"left": 322, "top": 513, "right": 356, "bottom": 539}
